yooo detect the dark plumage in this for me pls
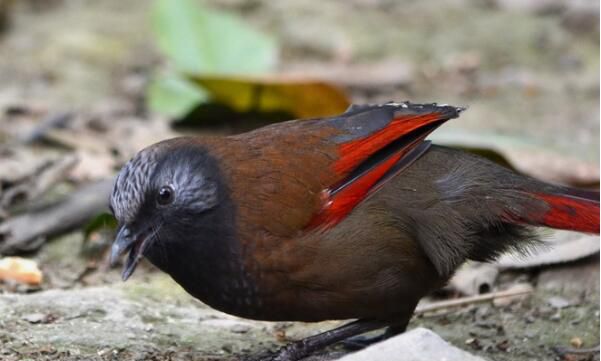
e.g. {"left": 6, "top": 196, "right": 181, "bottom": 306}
{"left": 109, "top": 102, "right": 600, "bottom": 361}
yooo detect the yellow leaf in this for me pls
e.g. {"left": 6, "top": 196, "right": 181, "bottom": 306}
{"left": 188, "top": 74, "right": 350, "bottom": 119}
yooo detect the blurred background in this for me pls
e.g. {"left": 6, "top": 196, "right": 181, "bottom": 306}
{"left": 0, "top": 1, "right": 598, "bottom": 361}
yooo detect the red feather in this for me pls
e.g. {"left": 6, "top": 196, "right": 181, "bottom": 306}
{"left": 334, "top": 112, "right": 446, "bottom": 175}
{"left": 532, "top": 193, "right": 600, "bottom": 233}
{"left": 307, "top": 151, "right": 404, "bottom": 229}
{"left": 307, "top": 108, "right": 458, "bottom": 230}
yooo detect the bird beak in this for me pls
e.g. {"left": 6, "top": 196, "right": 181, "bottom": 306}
{"left": 111, "top": 226, "right": 148, "bottom": 281}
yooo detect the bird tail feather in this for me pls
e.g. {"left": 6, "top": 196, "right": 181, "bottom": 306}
{"left": 524, "top": 190, "right": 599, "bottom": 234}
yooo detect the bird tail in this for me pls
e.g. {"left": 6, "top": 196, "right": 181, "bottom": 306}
{"left": 521, "top": 189, "right": 599, "bottom": 234}
{"left": 393, "top": 145, "right": 599, "bottom": 277}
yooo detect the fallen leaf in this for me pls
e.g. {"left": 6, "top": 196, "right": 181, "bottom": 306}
{"left": 449, "top": 262, "right": 499, "bottom": 296}
{"left": 0, "top": 256, "right": 43, "bottom": 285}
{"left": 431, "top": 129, "right": 600, "bottom": 186}
{"left": 149, "top": 0, "right": 278, "bottom": 118}
{"left": 148, "top": 0, "right": 351, "bottom": 120}
{"left": 189, "top": 74, "right": 350, "bottom": 118}
{"left": 495, "top": 230, "right": 600, "bottom": 269}
{"left": 547, "top": 296, "right": 571, "bottom": 309}
{"left": 496, "top": 339, "right": 510, "bottom": 352}
{"left": 283, "top": 61, "right": 413, "bottom": 89}
{"left": 569, "top": 337, "right": 583, "bottom": 348}
{"left": 22, "top": 312, "right": 53, "bottom": 324}
{"left": 465, "top": 338, "right": 482, "bottom": 350}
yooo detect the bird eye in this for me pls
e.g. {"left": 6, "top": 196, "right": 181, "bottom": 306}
{"left": 157, "top": 185, "right": 175, "bottom": 205}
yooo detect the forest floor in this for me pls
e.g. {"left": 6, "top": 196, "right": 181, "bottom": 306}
{"left": 0, "top": 1, "right": 599, "bottom": 360}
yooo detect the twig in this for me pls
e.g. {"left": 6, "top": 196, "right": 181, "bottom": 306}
{"left": 415, "top": 288, "right": 532, "bottom": 315}
{"left": 30, "top": 154, "right": 79, "bottom": 197}
{"left": 0, "top": 153, "right": 78, "bottom": 211}
{"left": 0, "top": 179, "right": 113, "bottom": 255}
{"left": 19, "top": 112, "right": 73, "bottom": 144}
{"left": 553, "top": 345, "right": 600, "bottom": 356}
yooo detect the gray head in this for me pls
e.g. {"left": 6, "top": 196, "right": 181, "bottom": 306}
{"left": 109, "top": 138, "right": 225, "bottom": 280}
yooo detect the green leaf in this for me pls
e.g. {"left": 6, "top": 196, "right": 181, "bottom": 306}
{"left": 151, "top": 0, "right": 277, "bottom": 75}
{"left": 147, "top": 71, "right": 209, "bottom": 117}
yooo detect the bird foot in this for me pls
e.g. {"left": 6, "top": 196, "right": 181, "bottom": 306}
{"left": 341, "top": 323, "right": 408, "bottom": 351}
{"left": 244, "top": 319, "right": 391, "bottom": 361}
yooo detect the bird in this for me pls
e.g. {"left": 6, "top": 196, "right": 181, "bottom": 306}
{"left": 109, "top": 102, "right": 600, "bottom": 361}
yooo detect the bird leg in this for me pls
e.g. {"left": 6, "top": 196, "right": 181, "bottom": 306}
{"left": 341, "top": 322, "right": 408, "bottom": 350}
{"left": 259, "top": 319, "right": 389, "bottom": 361}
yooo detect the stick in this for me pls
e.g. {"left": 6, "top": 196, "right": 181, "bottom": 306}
{"left": 0, "top": 179, "right": 113, "bottom": 255}
{"left": 553, "top": 345, "right": 600, "bottom": 355}
{"left": 415, "top": 288, "right": 532, "bottom": 315}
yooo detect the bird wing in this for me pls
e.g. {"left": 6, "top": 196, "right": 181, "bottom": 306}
{"left": 306, "top": 102, "right": 463, "bottom": 230}
{"left": 217, "top": 102, "right": 463, "bottom": 236}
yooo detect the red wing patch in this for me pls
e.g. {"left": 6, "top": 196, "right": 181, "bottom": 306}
{"left": 334, "top": 112, "right": 449, "bottom": 175}
{"left": 306, "top": 103, "right": 463, "bottom": 230}
{"left": 307, "top": 148, "right": 406, "bottom": 230}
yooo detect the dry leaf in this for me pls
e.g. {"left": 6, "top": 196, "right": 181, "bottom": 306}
{"left": 431, "top": 130, "right": 600, "bottom": 186}
{"left": 0, "top": 256, "right": 43, "bottom": 285}
{"left": 283, "top": 61, "right": 413, "bottom": 89}
{"left": 570, "top": 337, "right": 583, "bottom": 348}
{"left": 449, "top": 262, "right": 499, "bottom": 296}
{"left": 496, "top": 230, "right": 600, "bottom": 269}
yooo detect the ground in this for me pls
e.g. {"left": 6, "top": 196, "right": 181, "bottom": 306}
{"left": 0, "top": 0, "right": 598, "bottom": 360}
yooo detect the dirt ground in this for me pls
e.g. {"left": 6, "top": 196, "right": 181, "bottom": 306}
{"left": 0, "top": 234, "right": 598, "bottom": 361}
{"left": 0, "top": 1, "right": 599, "bottom": 360}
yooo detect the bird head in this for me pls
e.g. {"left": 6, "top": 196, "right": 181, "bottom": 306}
{"left": 109, "top": 138, "right": 226, "bottom": 281}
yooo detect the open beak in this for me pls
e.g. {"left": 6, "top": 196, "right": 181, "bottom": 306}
{"left": 110, "top": 226, "right": 152, "bottom": 281}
